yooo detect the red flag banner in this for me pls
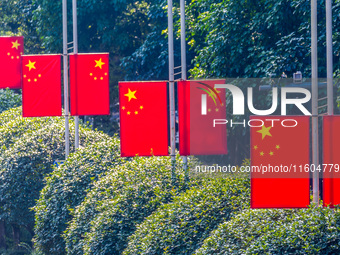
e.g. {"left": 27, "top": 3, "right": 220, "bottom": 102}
{"left": 250, "top": 116, "right": 310, "bottom": 208}
{"left": 178, "top": 80, "right": 227, "bottom": 155}
{"left": 70, "top": 53, "right": 110, "bottom": 116}
{"left": 119, "top": 81, "right": 168, "bottom": 157}
{"left": 0, "top": 36, "right": 24, "bottom": 89}
{"left": 22, "top": 55, "right": 62, "bottom": 117}
{"left": 323, "top": 116, "right": 340, "bottom": 207}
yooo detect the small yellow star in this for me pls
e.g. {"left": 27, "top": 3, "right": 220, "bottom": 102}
{"left": 28, "top": 79, "right": 31, "bottom": 82}
{"left": 260, "top": 151, "right": 264, "bottom": 156}
{"left": 23, "top": 75, "right": 26, "bottom": 78}
{"left": 16, "top": 56, "right": 19, "bottom": 59}
{"left": 95, "top": 58, "right": 105, "bottom": 69}
{"left": 7, "top": 53, "right": 10, "bottom": 56}
{"left": 269, "top": 151, "right": 274, "bottom": 156}
{"left": 215, "top": 108, "right": 219, "bottom": 112}
{"left": 100, "top": 77, "right": 103, "bottom": 80}
{"left": 256, "top": 125, "right": 272, "bottom": 140}
{"left": 124, "top": 88, "right": 137, "bottom": 102}
{"left": 208, "top": 109, "right": 211, "bottom": 112}
{"left": 94, "top": 77, "right": 97, "bottom": 80}
{"left": 105, "top": 73, "right": 108, "bottom": 76}
{"left": 276, "top": 145, "right": 280, "bottom": 150}
{"left": 135, "top": 111, "right": 138, "bottom": 115}
{"left": 25, "top": 60, "right": 36, "bottom": 71}
{"left": 140, "top": 106, "right": 143, "bottom": 110}
{"left": 122, "top": 106, "right": 126, "bottom": 110}
{"left": 254, "top": 145, "right": 258, "bottom": 150}
{"left": 11, "top": 56, "right": 14, "bottom": 59}
{"left": 38, "top": 74, "right": 41, "bottom": 78}
{"left": 34, "top": 78, "right": 37, "bottom": 82}
{"left": 11, "top": 40, "right": 20, "bottom": 50}
{"left": 127, "top": 111, "right": 131, "bottom": 115}
{"left": 90, "top": 73, "right": 93, "bottom": 76}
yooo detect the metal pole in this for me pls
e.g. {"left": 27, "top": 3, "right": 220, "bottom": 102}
{"left": 180, "top": 0, "right": 188, "bottom": 181}
{"left": 311, "top": 0, "right": 319, "bottom": 205}
{"left": 73, "top": 0, "right": 80, "bottom": 149}
{"left": 326, "top": 0, "right": 333, "bottom": 115}
{"left": 168, "top": 0, "right": 176, "bottom": 182}
{"left": 63, "top": 0, "right": 70, "bottom": 158}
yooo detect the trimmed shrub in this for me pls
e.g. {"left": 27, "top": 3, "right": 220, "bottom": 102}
{"left": 0, "top": 107, "right": 21, "bottom": 126}
{"left": 0, "top": 120, "right": 103, "bottom": 232}
{"left": 33, "top": 135, "right": 123, "bottom": 255}
{"left": 123, "top": 177, "right": 250, "bottom": 255}
{"left": 0, "top": 89, "right": 21, "bottom": 114}
{"left": 64, "top": 156, "right": 188, "bottom": 255}
{"left": 195, "top": 207, "right": 340, "bottom": 255}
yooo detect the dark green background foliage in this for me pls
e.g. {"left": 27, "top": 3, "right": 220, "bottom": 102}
{"left": 33, "top": 136, "right": 123, "bottom": 255}
{"left": 0, "top": 89, "right": 21, "bottom": 114}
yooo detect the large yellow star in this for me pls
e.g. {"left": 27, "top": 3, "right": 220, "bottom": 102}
{"left": 12, "top": 40, "right": 20, "bottom": 50}
{"left": 124, "top": 88, "right": 137, "bottom": 102}
{"left": 25, "top": 60, "right": 36, "bottom": 71}
{"left": 95, "top": 58, "right": 105, "bottom": 69}
{"left": 257, "top": 125, "right": 272, "bottom": 140}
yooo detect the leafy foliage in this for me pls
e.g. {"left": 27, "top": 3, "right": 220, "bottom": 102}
{"left": 123, "top": 178, "right": 250, "bottom": 255}
{"left": 0, "top": 117, "right": 103, "bottom": 233}
{"left": 195, "top": 207, "right": 340, "bottom": 254}
{"left": 33, "top": 135, "right": 124, "bottom": 255}
{"left": 64, "top": 156, "right": 187, "bottom": 255}
{"left": 0, "top": 89, "right": 21, "bottom": 114}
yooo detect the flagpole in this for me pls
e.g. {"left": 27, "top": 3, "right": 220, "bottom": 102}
{"left": 73, "top": 0, "right": 80, "bottom": 149}
{"left": 63, "top": 0, "right": 70, "bottom": 158}
{"left": 326, "top": 0, "right": 333, "bottom": 115}
{"left": 168, "top": 0, "right": 176, "bottom": 182}
{"left": 311, "top": 0, "right": 319, "bottom": 205}
{"left": 180, "top": 0, "right": 188, "bottom": 181}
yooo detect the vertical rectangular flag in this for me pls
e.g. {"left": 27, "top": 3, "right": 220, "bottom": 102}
{"left": 178, "top": 80, "right": 227, "bottom": 155}
{"left": 0, "top": 36, "right": 24, "bottom": 89}
{"left": 323, "top": 116, "right": 340, "bottom": 207}
{"left": 119, "top": 81, "right": 168, "bottom": 157}
{"left": 22, "top": 55, "right": 62, "bottom": 117}
{"left": 251, "top": 116, "right": 310, "bottom": 208}
{"left": 69, "top": 53, "right": 110, "bottom": 116}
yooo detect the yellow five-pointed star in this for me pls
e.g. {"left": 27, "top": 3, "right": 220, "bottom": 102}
{"left": 257, "top": 125, "right": 272, "bottom": 140}
{"left": 12, "top": 40, "right": 20, "bottom": 50}
{"left": 25, "top": 60, "right": 36, "bottom": 71}
{"left": 276, "top": 145, "right": 280, "bottom": 150}
{"left": 95, "top": 58, "right": 105, "bottom": 69}
{"left": 124, "top": 88, "right": 137, "bottom": 102}
{"left": 254, "top": 145, "right": 258, "bottom": 150}
{"left": 269, "top": 151, "right": 274, "bottom": 156}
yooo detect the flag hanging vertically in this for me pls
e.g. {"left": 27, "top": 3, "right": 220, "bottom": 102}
{"left": 323, "top": 116, "right": 340, "bottom": 207}
{"left": 178, "top": 80, "right": 227, "bottom": 155}
{"left": 69, "top": 53, "right": 110, "bottom": 116}
{"left": 22, "top": 55, "right": 62, "bottom": 117}
{"left": 251, "top": 116, "right": 310, "bottom": 208}
{"left": 119, "top": 81, "right": 168, "bottom": 157}
{"left": 0, "top": 36, "right": 24, "bottom": 89}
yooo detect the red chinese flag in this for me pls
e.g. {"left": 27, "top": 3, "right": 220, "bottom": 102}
{"left": 119, "top": 81, "right": 168, "bottom": 157}
{"left": 323, "top": 116, "right": 340, "bottom": 207}
{"left": 70, "top": 53, "right": 110, "bottom": 116}
{"left": 0, "top": 36, "right": 24, "bottom": 89}
{"left": 178, "top": 80, "right": 227, "bottom": 155}
{"left": 22, "top": 55, "right": 62, "bottom": 117}
{"left": 251, "top": 116, "right": 310, "bottom": 208}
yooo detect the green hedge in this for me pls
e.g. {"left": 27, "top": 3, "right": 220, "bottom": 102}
{"left": 0, "top": 89, "right": 21, "bottom": 114}
{"left": 195, "top": 207, "right": 340, "bottom": 255}
{"left": 64, "top": 156, "right": 188, "bottom": 255}
{"left": 123, "top": 177, "right": 250, "bottom": 255}
{"left": 0, "top": 119, "right": 102, "bottom": 232}
{"left": 33, "top": 135, "right": 123, "bottom": 255}
{"left": 0, "top": 107, "right": 22, "bottom": 126}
